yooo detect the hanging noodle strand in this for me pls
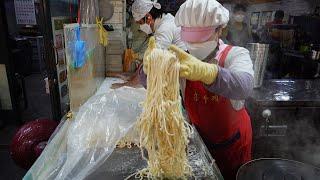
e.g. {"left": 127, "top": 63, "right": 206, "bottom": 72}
{"left": 135, "top": 48, "right": 192, "bottom": 179}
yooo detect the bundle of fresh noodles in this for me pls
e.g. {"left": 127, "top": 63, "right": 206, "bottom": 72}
{"left": 135, "top": 46, "right": 192, "bottom": 179}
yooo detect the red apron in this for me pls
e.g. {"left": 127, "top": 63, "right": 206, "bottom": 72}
{"left": 185, "top": 46, "right": 252, "bottom": 180}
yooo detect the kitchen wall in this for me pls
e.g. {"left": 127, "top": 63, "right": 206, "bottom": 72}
{"left": 4, "top": 0, "right": 75, "bottom": 36}
{"left": 224, "top": 0, "right": 318, "bottom": 24}
{"left": 246, "top": 0, "right": 317, "bottom": 16}
{"left": 0, "top": 64, "right": 12, "bottom": 110}
{"left": 50, "top": 0, "right": 75, "bottom": 17}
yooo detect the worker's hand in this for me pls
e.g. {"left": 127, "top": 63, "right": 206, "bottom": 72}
{"left": 169, "top": 45, "right": 218, "bottom": 85}
{"left": 143, "top": 36, "right": 156, "bottom": 74}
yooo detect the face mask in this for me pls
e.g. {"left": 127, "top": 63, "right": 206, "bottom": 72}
{"left": 185, "top": 40, "right": 218, "bottom": 60}
{"left": 140, "top": 23, "right": 152, "bottom": 35}
{"left": 234, "top": 14, "right": 245, "bottom": 22}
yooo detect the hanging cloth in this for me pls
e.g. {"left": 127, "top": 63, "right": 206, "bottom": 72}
{"left": 96, "top": 17, "right": 109, "bottom": 47}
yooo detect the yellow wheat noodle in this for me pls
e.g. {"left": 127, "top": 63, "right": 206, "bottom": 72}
{"left": 136, "top": 48, "right": 192, "bottom": 179}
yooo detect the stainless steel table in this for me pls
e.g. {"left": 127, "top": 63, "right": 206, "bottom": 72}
{"left": 86, "top": 127, "right": 224, "bottom": 180}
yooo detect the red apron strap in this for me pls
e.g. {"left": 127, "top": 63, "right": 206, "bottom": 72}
{"left": 218, "top": 45, "right": 233, "bottom": 67}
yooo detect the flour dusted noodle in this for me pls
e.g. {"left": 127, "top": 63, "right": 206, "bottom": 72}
{"left": 136, "top": 48, "right": 192, "bottom": 179}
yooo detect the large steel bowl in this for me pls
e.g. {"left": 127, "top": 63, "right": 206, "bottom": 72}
{"left": 237, "top": 158, "right": 320, "bottom": 180}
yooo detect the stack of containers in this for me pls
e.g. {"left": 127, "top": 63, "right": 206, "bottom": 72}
{"left": 105, "top": 0, "right": 126, "bottom": 73}
{"left": 247, "top": 43, "right": 270, "bottom": 88}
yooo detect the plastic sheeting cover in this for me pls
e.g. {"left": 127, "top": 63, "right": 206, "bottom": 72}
{"left": 64, "top": 23, "right": 106, "bottom": 110}
{"left": 23, "top": 87, "right": 146, "bottom": 180}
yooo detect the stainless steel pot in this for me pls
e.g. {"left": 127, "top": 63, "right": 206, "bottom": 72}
{"left": 237, "top": 158, "right": 320, "bottom": 180}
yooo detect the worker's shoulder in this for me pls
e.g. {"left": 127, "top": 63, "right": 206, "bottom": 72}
{"left": 225, "top": 46, "right": 254, "bottom": 75}
{"left": 156, "top": 14, "right": 179, "bottom": 33}
{"left": 229, "top": 46, "right": 250, "bottom": 56}
{"left": 225, "top": 46, "right": 252, "bottom": 65}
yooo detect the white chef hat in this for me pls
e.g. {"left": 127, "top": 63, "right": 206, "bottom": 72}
{"left": 132, "top": 0, "right": 161, "bottom": 21}
{"left": 175, "top": 0, "right": 229, "bottom": 43}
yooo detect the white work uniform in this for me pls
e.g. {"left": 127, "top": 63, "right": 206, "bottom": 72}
{"left": 153, "top": 14, "right": 187, "bottom": 50}
{"left": 178, "top": 39, "right": 254, "bottom": 110}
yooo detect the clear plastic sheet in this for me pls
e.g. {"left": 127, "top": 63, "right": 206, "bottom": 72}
{"left": 23, "top": 87, "right": 146, "bottom": 180}
{"left": 64, "top": 23, "right": 105, "bottom": 110}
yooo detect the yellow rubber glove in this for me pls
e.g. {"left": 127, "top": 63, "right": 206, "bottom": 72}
{"left": 169, "top": 45, "right": 218, "bottom": 85}
{"left": 96, "top": 17, "right": 108, "bottom": 46}
{"left": 143, "top": 36, "right": 156, "bottom": 74}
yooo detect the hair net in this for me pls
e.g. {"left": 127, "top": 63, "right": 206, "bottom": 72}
{"left": 132, "top": 0, "right": 161, "bottom": 21}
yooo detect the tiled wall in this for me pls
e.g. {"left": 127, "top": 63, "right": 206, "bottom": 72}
{"left": 0, "top": 64, "right": 12, "bottom": 110}
{"left": 106, "top": 0, "right": 125, "bottom": 30}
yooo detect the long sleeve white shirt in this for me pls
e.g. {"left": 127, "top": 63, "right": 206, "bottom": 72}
{"left": 153, "top": 13, "right": 187, "bottom": 50}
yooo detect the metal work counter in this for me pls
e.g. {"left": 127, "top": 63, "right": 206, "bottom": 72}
{"left": 249, "top": 79, "right": 320, "bottom": 107}
{"left": 86, "top": 127, "right": 223, "bottom": 180}
{"left": 246, "top": 79, "right": 320, "bottom": 166}
{"left": 81, "top": 78, "right": 223, "bottom": 179}
{"left": 85, "top": 78, "right": 222, "bottom": 179}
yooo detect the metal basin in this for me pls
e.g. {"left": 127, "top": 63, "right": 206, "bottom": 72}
{"left": 237, "top": 158, "right": 320, "bottom": 180}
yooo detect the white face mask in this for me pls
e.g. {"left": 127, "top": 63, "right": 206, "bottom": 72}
{"left": 140, "top": 23, "right": 152, "bottom": 35}
{"left": 185, "top": 40, "right": 218, "bottom": 60}
{"left": 234, "top": 14, "right": 245, "bottom": 22}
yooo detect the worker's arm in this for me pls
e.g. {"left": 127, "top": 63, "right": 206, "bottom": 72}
{"left": 205, "top": 47, "right": 254, "bottom": 100}
{"left": 139, "top": 61, "right": 253, "bottom": 100}
{"left": 138, "top": 36, "right": 157, "bottom": 89}
{"left": 139, "top": 29, "right": 175, "bottom": 87}
{"left": 169, "top": 45, "right": 219, "bottom": 85}
{"left": 154, "top": 28, "right": 173, "bottom": 50}
{"left": 139, "top": 33, "right": 186, "bottom": 89}
{"left": 169, "top": 45, "right": 253, "bottom": 100}
{"left": 138, "top": 65, "right": 147, "bottom": 88}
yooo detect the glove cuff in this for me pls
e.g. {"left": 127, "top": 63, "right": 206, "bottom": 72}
{"left": 201, "top": 64, "right": 218, "bottom": 85}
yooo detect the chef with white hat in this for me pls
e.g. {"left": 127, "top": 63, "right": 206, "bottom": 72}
{"left": 139, "top": 0, "right": 254, "bottom": 179}
{"left": 131, "top": 0, "right": 186, "bottom": 50}
{"left": 171, "top": 0, "right": 254, "bottom": 179}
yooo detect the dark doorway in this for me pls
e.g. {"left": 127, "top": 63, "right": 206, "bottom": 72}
{"left": 0, "top": 0, "right": 64, "bottom": 179}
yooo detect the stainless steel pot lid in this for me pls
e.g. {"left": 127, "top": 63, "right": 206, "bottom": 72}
{"left": 237, "top": 158, "right": 320, "bottom": 180}
{"left": 99, "top": 0, "right": 114, "bottom": 21}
